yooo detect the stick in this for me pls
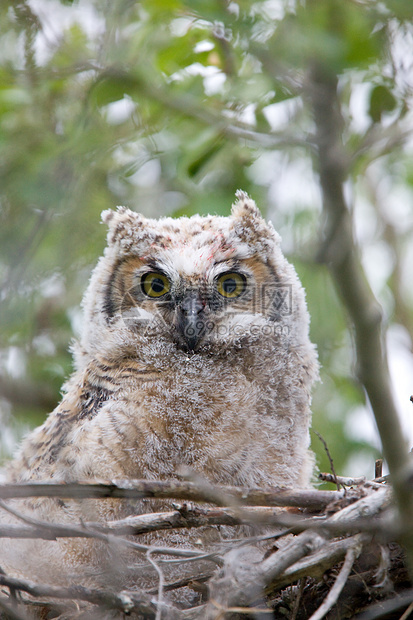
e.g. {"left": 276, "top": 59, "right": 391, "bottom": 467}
{"left": 375, "top": 459, "right": 383, "bottom": 479}
{"left": 318, "top": 473, "right": 366, "bottom": 487}
{"left": 0, "top": 499, "right": 220, "bottom": 561}
{"left": 307, "top": 540, "right": 362, "bottom": 620}
{"left": 0, "top": 574, "right": 154, "bottom": 617}
{"left": 313, "top": 432, "right": 341, "bottom": 491}
{"left": 0, "top": 479, "right": 343, "bottom": 509}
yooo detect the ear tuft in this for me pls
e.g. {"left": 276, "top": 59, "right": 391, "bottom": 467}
{"left": 231, "top": 190, "right": 262, "bottom": 220}
{"left": 230, "top": 190, "right": 280, "bottom": 256}
{"left": 101, "top": 206, "right": 134, "bottom": 225}
{"left": 101, "top": 208, "right": 121, "bottom": 224}
{"left": 100, "top": 207, "right": 145, "bottom": 252}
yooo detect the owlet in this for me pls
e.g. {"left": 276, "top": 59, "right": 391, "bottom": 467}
{"left": 1, "top": 191, "right": 319, "bottom": 595}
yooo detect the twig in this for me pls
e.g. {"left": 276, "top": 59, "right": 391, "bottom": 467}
{"left": 291, "top": 578, "right": 306, "bottom": 620}
{"left": 0, "top": 574, "right": 157, "bottom": 617}
{"left": 0, "top": 499, "right": 220, "bottom": 561}
{"left": 0, "top": 479, "right": 344, "bottom": 509}
{"left": 318, "top": 473, "right": 366, "bottom": 487}
{"left": 313, "top": 432, "right": 341, "bottom": 492}
{"left": 355, "top": 588, "right": 413, "bottom": 620}
{"left": 0, "top": 488, "right": 395, "bottom": 543}
{"left": 0, "top": 502, "right": 245, "bottom": 539}
{"left": 210, "top": 599, "right": 273, "bottom": 616}
{"left": 375, "top": 459, "right": 383, "bottom": 479}
{"left": 0, "top": 500, "right": 244, "bottom": 539}
{"left": 147, "top": 571, "right": 212, "bottom": 595}
{"left": 206, "top": 487, "right": 387, "bottom": 612}
{"left": 307, "top": 540, "right": 362, "bottom": 620}
{"left": 400, "top": 601, "right": 413, "bottom": 620}
{"left": 274, "top": 534, "right": 368, "bottom": 592}
{"left": 351, "top": 122, "right": 413, "bottom": 164}
{"left": 147, "top": 550, "right": 164, "bottom": 620}
{"left": 103, "top": 504, "right": 282, "bottom": 534}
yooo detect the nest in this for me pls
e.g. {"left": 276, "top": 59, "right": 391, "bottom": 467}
{"left": 0, "top": 468, "right": 411, "bottom": 619}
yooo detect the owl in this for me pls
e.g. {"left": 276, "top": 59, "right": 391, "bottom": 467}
{"left": 0, "top": 191, "right": 318, "bottom": 605}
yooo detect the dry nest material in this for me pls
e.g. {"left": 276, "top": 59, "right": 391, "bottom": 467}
{"left": 0, "top": 472, "right": 411, "bottom": 619}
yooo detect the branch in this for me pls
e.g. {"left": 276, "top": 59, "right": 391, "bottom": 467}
{"left": 0, "top": 479, "right": 343, "bottom": 509}
{"left": 0, "top": 505, "right": 266, "bottom": 540}
{"left": 0, "top": 499, "right": 221, "bottom": 561}
{"left": 313, "top": 432, "right": 341, "bottom": 491}
{"left": 308, "top": 64, "right": 413, "bottom": 565}
{"left": 0, "top": 574, "right": 173, "bottom": 620}
{"left": 351, "top": 121, "right": 413, "bottom": 165}
{"left": 318, "top": 473, "right": 366, "bottom": 486}
{"left": 0, "top": 481, "right": 401, "bottom": 619}
{"left": 308, "top": 540, "right": 362, "bottom": 620}
{"left": 101, "top": 504, "right": 284, "bottom": 535}
{"left": 0, "top": 488, "right": 396, "bottom": 542}
{"left": 204, "top": 486, "right": 388, "bottom": 614}
{"left": 274, "top": 534, "right": 366, "bottom": 591}
{"left": 91, "top": 66, "right": 311, "bottom": 151}
{"left": 356, "top": 588, "right": 413, "bottom": 620}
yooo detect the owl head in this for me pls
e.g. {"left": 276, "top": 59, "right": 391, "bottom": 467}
{"left": 79, "top": 191, "right": 310, "bottom": 362}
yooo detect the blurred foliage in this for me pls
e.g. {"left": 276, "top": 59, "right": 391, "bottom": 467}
{"left": 1, "top": 0, "right": 413, "bottom": 481}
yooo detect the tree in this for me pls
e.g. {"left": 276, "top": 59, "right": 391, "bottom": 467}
{"left": 1, "top": 0, "right": 413, "bottom": 616}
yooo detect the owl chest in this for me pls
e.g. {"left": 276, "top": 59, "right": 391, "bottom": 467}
{"left": 142, "top": 366, "right": 242, "bottom": 435}
{"left": 126, "top": 360, "right": 264, "bottom": 477}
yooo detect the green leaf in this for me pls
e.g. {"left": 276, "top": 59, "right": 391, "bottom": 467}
{"left": 89, "top": 74, "right": 140, "bottom": 108}
{"left": 368, "top": 84, "right": 397, "bottom": 123}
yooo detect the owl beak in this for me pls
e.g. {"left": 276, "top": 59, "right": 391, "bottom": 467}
{"left": 177, "top": 291, "right": 206, "bottom": 351}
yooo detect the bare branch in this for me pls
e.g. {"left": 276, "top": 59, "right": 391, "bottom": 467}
{"left": 204, "top": 486, "right": 389, "bottom": 614}
{"left": 313, "top": 432, "right": 341, "bottom": 491}
{"left": 355, "top": 588, "right": 413, "bottom": 620}
{"left": 291, "top": 578, "right": 306, "bottom": 620}
{"left": 275, "top": 534, "right": 367, "bottom": 591}
{"left": 209, "top": 599, "right": 274, "bottom": 616}
{"left": 0, "top": 573, "right": 164, "bottom": 619}
{"left": 0, "top": 488, "right": 397, "bottom": 543}
{"left": 351, "top": 122, "right": 413, "bottom": 165}
{"left": 0, "top": 499, "right": 221, "bottom": 561}
{"left": 318, "top": 473, "right": 366, "bottom": 487}
{"left": 400, "top": 601, "right": 413, "bottom": 620}
{"left": 307, "top": 540, "right": 362, "bottom": 620}
{"left": 307, "top": 63, "right": 413, "bottom": 567}
{"left": 0, "top": 479, "right": 344, "bottom": 509}
{"left": 147, "top": 550, "right": 165, "bottom": 620}
{"left": 375, "top": 459, "right": 383, "bottom": 479}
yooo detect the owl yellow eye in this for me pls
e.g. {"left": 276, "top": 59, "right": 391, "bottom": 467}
{"left": 216, "top": 272, "right": 246, "bottom": 298}
{"left": 141, "top": 272, "right": 170, "bottom": 298}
